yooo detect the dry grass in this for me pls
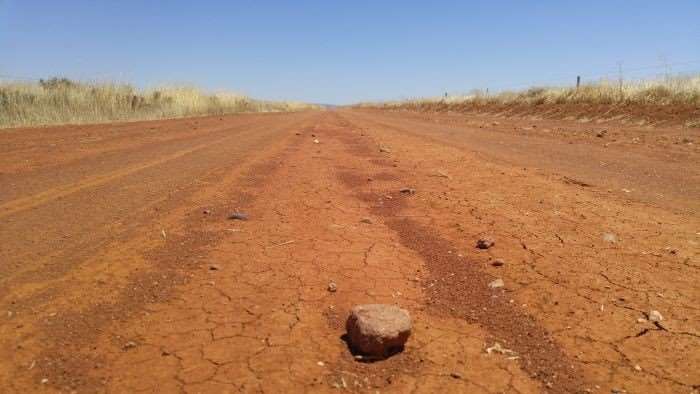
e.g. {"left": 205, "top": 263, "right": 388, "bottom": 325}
{"left": 367, "top": 74, "right": 700, "bottom": 108}
{"left": 0, "top": 78, "right": 317, "bottom": 128}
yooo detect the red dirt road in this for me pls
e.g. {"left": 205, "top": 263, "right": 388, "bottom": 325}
{"left": 0, "top": 110, "right": 698, "bottom": 393}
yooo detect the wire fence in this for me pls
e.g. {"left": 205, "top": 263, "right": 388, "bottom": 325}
{"left": 449, "top": 60, "right": 700, "bottom": 96}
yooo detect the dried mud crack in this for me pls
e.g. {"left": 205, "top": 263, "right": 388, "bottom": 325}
{"left": 0, "top": 110, "right": 698, "bottom": 393}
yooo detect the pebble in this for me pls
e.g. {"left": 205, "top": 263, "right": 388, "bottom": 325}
{"left": 476, "top": 238, "right": 495, "bottom": 249}
{"left": 123, "top": 341, "right": 138, "bottom": 350}
{"left": 209, "top": 264, "right": 220, "bottom": 271}
{"left": 602, "top": 233, "right": 618, "bottom": 243}
{"left": 491, "top": 259, "right": 505, "bottom": 267}
{"left": 346, "top": 304, "right": 412, "bottom": 358}
{"left": 203, "top": 209, "right": 211, "bottom": 215}
{"left": 488, "top": 279, "right": 505, "bottom": 289}
{"left": 399, "top": 188, "right": 416, "bottom": 194}
{"left": 313, "top": 139, "right": 320, "bottom": 144}
{"left": 360, "top": 218, "right": 373, "bottom": 224}
{"left": 228, "top": 212, "right": 249, "bottom": 221}
{"left": 327, "top": 282, "right": 337, "bottom": 293}
{"left": 648, "top": 310, "right": 663, "bottom": 323}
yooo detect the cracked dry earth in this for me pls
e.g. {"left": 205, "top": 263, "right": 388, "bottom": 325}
{"left": 0, "top": 110, "right": 698, "bottom": 393}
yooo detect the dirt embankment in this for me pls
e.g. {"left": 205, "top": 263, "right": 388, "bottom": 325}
{"left": 375, "top": 101, "right": 700, "bottom": 128}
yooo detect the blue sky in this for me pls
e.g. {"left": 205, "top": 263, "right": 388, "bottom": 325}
{"left": 1, "top": 1, "right": 699, "bottom": 104}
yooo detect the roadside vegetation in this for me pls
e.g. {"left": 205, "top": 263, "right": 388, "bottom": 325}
{"left": 363, "top": 74, "right": 700, "bottom": 126}
{"left": 0, "top": 78, "right": 317, "bottom": 128}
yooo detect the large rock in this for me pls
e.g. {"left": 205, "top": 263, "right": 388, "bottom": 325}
{"left": 346, "top": 304, "right": 412, "bottom": 358}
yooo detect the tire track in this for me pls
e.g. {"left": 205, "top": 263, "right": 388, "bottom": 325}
{"left": 0, "top": 129, "right": 253, "bottom": 218}
{"left": 330, "top": 112, "right": 587, "bottom": 393}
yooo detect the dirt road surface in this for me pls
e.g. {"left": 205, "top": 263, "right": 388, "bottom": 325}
{"left": 1, "top": 109, "right": 698, "bottom": 393}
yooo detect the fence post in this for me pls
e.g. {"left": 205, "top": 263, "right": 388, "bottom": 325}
{"left": 617, "top": 62, "right": 624, "bottom": 100}
{"left": 576, "top": 75, "right": 581, "bottom": 90}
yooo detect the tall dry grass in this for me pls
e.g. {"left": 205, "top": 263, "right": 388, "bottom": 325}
{"left": 369, "top": 74, "right": 700, "bottom": 108}
{"left": 0, "top": 78, "right": 316, "bottom": 128}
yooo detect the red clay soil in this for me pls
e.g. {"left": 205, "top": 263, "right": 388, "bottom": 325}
{"left": 0, "top": 109, "right": 698, "bottom": 393}
{"left": 392, "top": 101, "right": 700, "bottom": 128}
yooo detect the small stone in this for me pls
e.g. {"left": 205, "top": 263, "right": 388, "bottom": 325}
{"left": 327, "top": 282, "right": 337, "bottom": 293}
{"left": 491, "top": 259, "right": 505, "bottom": 267}
{"left": 399, "top": 188, "right": 416, "bottom": 194}
{"left": 228, "top": 212, "right": 249, "bottom": 221}
{"left": 596, "top": 130, "right": 608, "bottom": 138}
{"left": 450, "top": 372, "right": 463, "bottom": 379}
{"left": 602, "top": 233, "right": 618, "bottom": 243}
{"left": 203, "top": 209, "right": 211, "bottom": 215}
{"left": 360, "top": 218, "right": 373, "bottom": 224}
{"left": 634, "top": 364, "right": 642, "bottom": 371}
{"left": 209, "top": 264, "right": 220, "bottom": 271}
{"left": 317, "top": 361, "right": 325, "bottom": 366}
{"left": 379, "top": 146, "right": 391, "bottom": 153}
{"left": 648, "top": 310, "right": 663, "bottom": 323}
{"left": 123, "top": 341, "right": 138, "bottom": 350}
{"left": 41, "top": 378, "right": 48, "bottom": 384}
{"left": 313, "top": 139, "right": 320, "bottom": 144}
{"left": 488, "top": 279, "right": 505, "bottom": 289}
{"left": 476, "top": 238, "right": 495, "bottom": 249}
{"left": 346, "top": 304, "right": 412, "bottom": 358}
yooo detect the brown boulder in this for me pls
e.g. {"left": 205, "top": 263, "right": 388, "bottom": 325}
{"left": 346, "top": 304, "right": 412, "bottom": 359}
